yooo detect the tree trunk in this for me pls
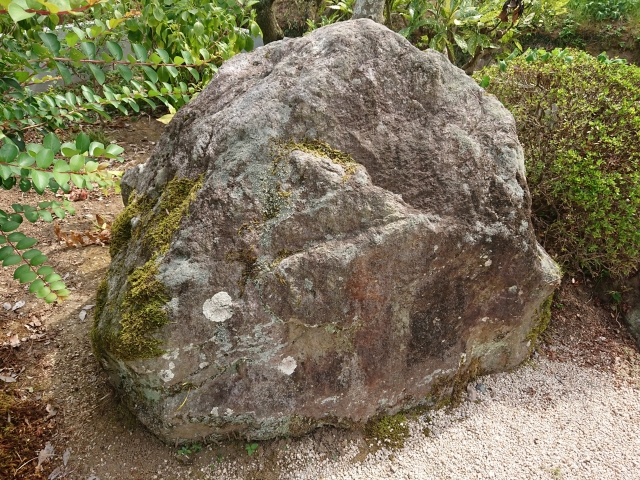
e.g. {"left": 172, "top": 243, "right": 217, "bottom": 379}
{"left": 255, "top": 0, "right": 284, "bottom": 44}
{"left": 352, "top": 0, "right": 385, "bottom": 23}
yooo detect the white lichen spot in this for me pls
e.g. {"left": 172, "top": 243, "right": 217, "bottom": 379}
{"left": 321, "top": 396, "right": 338, "bottom": 405}
{"left": 199, "top": 362, "right": 210, "bottom": 370}
{"left": 484, "top": 259, "right": 492, "bottom": 267}
{"left": 161, "top": 348, "right": 179, "bottom": 360}
{"left": 203, "top": 292, "right": 234, "bottom": 322}
{"left": 210, "top": 407, "right": 219, "bottom": 416}
{"left": 278, "top": 356, "right": 297, "bottom": 375}
{"left": 225, "top": 408, "right": 234, "bottom": 416}
{"left": 434, "top": 245, "right": 438, "bottom": 252}
{"left": 508, "top": 285, "right": 518, "bottom": 294}
{"left": 159, "top": 362, "right": 175, "bottom": 383}
{"left": 481, "top": 317, "right": 489, "bottom": 323}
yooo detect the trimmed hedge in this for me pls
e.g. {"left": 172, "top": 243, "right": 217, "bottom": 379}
{"left": 477, "top": 49, "right": 640, "bottom": 277}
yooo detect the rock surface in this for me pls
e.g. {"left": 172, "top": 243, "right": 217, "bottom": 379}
{"left": 92, "top": 19, "right": 561, "bottom": 443}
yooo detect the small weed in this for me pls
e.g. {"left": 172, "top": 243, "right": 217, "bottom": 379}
{"left": 246, "top": 443, "right": 259, "bottom": 456}
{"left": 75, "top": 127, "right": 112, "bottom": 146}
{"left": 177, "top": 443, "right": 201, "bottom": 456}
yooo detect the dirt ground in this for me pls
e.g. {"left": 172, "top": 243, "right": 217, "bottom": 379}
{"left": 1, "top": 117, "right": 639, "bottom": 479}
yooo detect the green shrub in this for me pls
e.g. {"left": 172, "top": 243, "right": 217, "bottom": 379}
{"left": 477, "top": 49, "right": 640, "bottom": 278}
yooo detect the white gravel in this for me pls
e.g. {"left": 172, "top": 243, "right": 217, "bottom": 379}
{"left": 200, "top": 358, "right": 640, "bottom": 480}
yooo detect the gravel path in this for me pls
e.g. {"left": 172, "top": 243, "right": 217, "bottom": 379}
{"left": 195, "top": 358, "right": 640, "bottom": 480}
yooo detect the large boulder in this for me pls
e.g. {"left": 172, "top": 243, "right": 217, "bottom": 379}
{"left": 92, "top": 19, "right": 561, "bottom": 443}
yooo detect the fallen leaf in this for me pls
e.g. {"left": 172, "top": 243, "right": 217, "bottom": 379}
{"left": 48, "top": 466, "right": 62, "bottom": 479}
{"left": 79, "top": 310, "right": 87, "bottom": 321}
{"left": 12, "top": 300, "right": 25, "bottom": 311}
{"left": 0, "top": 375, "right": 16, "bottom": 383}
{"left": 68, "top": 188, "right": 88, "bottom": 201}
{"left": 83, "top": 305, "right": 94, "bottom": 311}
{"left": 9, "top": 334, "right": 20, "bottom": 348}
{"left": 37, "top": 443, "right": 55, "bottom": 467}
{"left": 45, "top": 404, "right": 58, "bottom": 419}
{"left": 63, "top": 449, "right": 70, "bottom": 466}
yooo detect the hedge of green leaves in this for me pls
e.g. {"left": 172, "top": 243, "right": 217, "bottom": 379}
{"left": 478, "top": 49, "right": 640, "bottom": 278}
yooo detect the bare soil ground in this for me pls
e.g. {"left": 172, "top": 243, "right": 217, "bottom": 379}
{"left": 1, "top": 117, "right": 639, "bottom": 479}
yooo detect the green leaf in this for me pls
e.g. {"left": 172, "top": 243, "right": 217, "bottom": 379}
{"left": 70, "top": 174, "right": 85, "bottom": 188}
{"left": 45, "top": 292, "right": 59, "bottom": 303}
{"left": 56, "top": 289, "right": 70, "bottom": 298}
{"left": 80, "top": 41, "right": 96, "bottom": 60}
{"left": 36, "top": 148, "right": 54, "bottom": 169}
{"left": 38, "top": 210, "right": 53, "bottom": 222}
{"left": 88, "top": 64, "right": 106, "bottom": 85}
{"left": 56, "top": 61, "right": 73, "bottom": 85}
{"left": 49, "top": 281, "right": 66, "bottom": 291}
{"left": 75, "top": 133, "right": 90, "bottom": 153}
{"left": 1, "top": 221, "right": 20, "bottom": 232}
{"left": 22, "top": 249, "right": 41, "bottom": 260}
{"left": 106, "top": 41, "right": 124, "bottom": 61}
{"left": 45, "top": 273, "right": 62, "bottom": 283}
{"left": 3, "top": 255, "right": 22, "bottom": 267}
{"left": 29, "top": 279, "right": 45, "bottom": 293}
{"left": 16, "top": 237, "right": 38, "bottom": 249}
{"left": 65, "top": 31, "right": 80, "bottom": 48}
{"left": 141, "top": 66, "right": 158, "bottom": 83}
{"left": 43, "top": 134, "right": 61, "bottom": 154}
{"left": 25, "top": 210, "right": 38, "bottom": 222}
{"left": 479, "top": 75, "right": 490, "bottom": 88}
{"left": 156, "top": 48, "right": 170, "bottom": 63}
{"left": 37, "top": 266, "right": 54, "bottom": 276}
{"left": 53, "top": 171, "right": 71, "bottom": 185}
{"left": 16, "top": 153, "right": 34, "bottom": 167}
{"left": 19, "top": 178, "right": 31, "bottom": 192}
{"left": 30, "top": 254, "right": 48, "bottom": 266}
{"left": 69, "top": 154, "right": 85, "bottom": 172}
{"left": 14, "top": 265, "right": 37, "bottom": 283}
{"left": 8, "top": 3, "right": 36, "bottom": 22}
{"left": 187, "top": 67, "right": 200, "bottom": 82}
{"left": 38, "top": 32, "right": 61, "bottom": 56}
{"left": 117, "top": 64, "right": 133, "bottom": 82}
{"left": 0, "top": 245, "right": 13, "bottom": 260}
{"left": 105, "top": 144, "right": 124, "bottom": 157}
{"left": 31, "top": 171, "right": 50, "bottom": 191}
{"left": 0, "top": 143, "right": 19, "bottom": 163}
{"left": 36, "top": 286, "right": 51, "bottom": 299}
{"left": 132, "top": 44, "right": 148, "bottom": 62}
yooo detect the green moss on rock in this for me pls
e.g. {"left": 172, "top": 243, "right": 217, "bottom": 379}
{"left": 273, "top": 138, "right": 359, "bottom": 177}
{"left": 526, "top": 294, "right": 553, "bottom": 352}
{"left": 95, "top": 175, "right": 205, "bottom": 361}
{"left": 144, "top": 175, "right": 204, "bottom": 254}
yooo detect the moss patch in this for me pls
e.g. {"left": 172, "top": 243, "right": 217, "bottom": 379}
{"left": 272, "top": 138, "right": 359, "bottom": 177}
{"left": 103, "top": 257, "right": 169, "bottom": 360}
{"left": 428, "top": 357, "right": 482, "bottom": 410}
{"left": 109, "top": 194, "right": 151, "bottom": 258}
{"left": 95, "top": 175, "right": 205, "bottom": 361}
{"left": 109, "top": 175, "right": 203, "bottom": 258}
{"left": 364, "top": 412, "right": 410, "bottom": 450}
{"left": 527, "top": 294, "right": 554, "bottom": 353}
{"left": 144, "top": 175, "right": 204, "bottom": 254}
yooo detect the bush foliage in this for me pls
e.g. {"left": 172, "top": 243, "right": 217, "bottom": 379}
{"left": 478, "top": 49, "right": 640, "bottom": 277}
{"left": 0, "top": 0, "right": 258, "bottom": 303}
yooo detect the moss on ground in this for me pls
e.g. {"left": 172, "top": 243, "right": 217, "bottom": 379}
{"left": 364, "top": 412, "right": 410, "bottom": 450}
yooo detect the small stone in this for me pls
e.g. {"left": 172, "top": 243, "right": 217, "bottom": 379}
{"left": 475, "top": 382, "right": 487, "bottom": 394}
